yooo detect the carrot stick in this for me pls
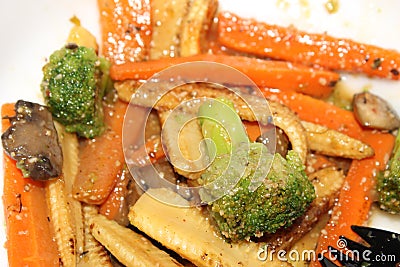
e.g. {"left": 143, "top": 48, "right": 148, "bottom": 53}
{"left": 218, "top": 12, "right": 400, "bottom": 80}
{"left": 262, "top": 88, "right": 364, "bottom": 139}
{"left": 110, "top": 54, "right": 340, "bottom": 98}
{"left": 305, "top": 153, "right": 335, "bottom": 175}
{"left": 310, "top": 131, "right": 395, "bottom": 266}
{"left": 145, "top": 137, "right": 165, "bottom": 162}
{"left": 243, "top": 121, "right": 261, "bottom": 142}
{"left": 128, "top": 136, "right": 165, "bottom": 165}
{"left": 98, "top": 167, "right": 129, "bottom": 222}
{"left": 73, "top": 100, "right": 128, "bottom": 204}
{"left": 2, "top": 103, "right": 60, "bottom": 267}
{"left": 97, "top": 0, "right": 152, "bottom": 64}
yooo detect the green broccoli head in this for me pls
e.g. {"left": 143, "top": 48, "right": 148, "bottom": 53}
{"left": 41, "top": 44, "right": 105, "bottom": 138}
{"left": 378, "top": 172, "right": 400, "bottom": 213}
{"left": 377, "top": 132, "right": 400, "bottom": 214}
{"left": 201, "top": 145, "right": 316, "bottom": 242}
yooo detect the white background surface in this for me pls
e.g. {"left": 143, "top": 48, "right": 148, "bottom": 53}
{"left": 1, "top": 0, "right": 400, "bottom": 265}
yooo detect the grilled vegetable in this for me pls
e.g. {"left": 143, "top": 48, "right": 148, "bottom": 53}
{"left": 46, "top": 178, "right": 77, "bottom": 267}
{"left": 202, "top": 148, "right": 315, "bottom": 242}
{"left": 301, "top": 121, "right": 374, "bottom": 159}
{"left": 217, "top": 11, "right": 400, "bottom": 80}
{"left": 1, "top": 100, "right": 62, "bottom": 180}
{"left": 1, "top": 103, "right": 60, "bottom": 267}
{"left": 198, "top": 98, "right": 249, "bottom": 156}
{"left": 54, "top": 123, "right": 84, "bottom": 255}
{"left": 196, "top": 99, "right": 315, "bottom": 241}
{"left": 68, "top": 16, "right": 98, "bottom": 52}
{"left": 149, "top": 0, "right": 189, "bottom": 59}
{"left": 41, "top": 44, "right": 108, "bottom": 138}
{"left": 180, "top": 0, "right": 217, "bottom": 56}
{"left": 260, "top": 167, "right": 344, "bottom": 250}
{"left": 353, "top": 91, "right": 400, "bottom": 131}
{"left": 89, "top": 213, "right": 183, "bottom": 267}
{"left": 158, "top": 110, "right": 206, "bottom": 180}
{"left": 255, "top": 125, "right": 290, "bottom": 157}
{"left": 377, "top": 131, "right": 400, "bottom": 214}
{"left": 97, "top": 0, "right": 152, "bottom": 64}
{"left": 79, "top": 204, "right": 112, "bottom": 266}
{"left": 120, "top": 82, "right": 308, "bottom": 163}
{"left": 129, "top": 188, "right": 290, "bottom": 267}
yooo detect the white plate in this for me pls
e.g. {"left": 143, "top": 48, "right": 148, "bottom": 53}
{"left": 1, "top": 0, "right": 400, "bottom": 265}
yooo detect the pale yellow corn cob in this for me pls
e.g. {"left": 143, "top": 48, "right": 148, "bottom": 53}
{"left": 55, "top": 122, "right": 84, "bottom": 255}
{"left": 180, "top": 0, "right": 218, "bottom": 56}
{"left": 46, "top": 177, "right": 77, "bottom": 267}
{"left": 89, "top": 213, "right": 183, "bottom": 267}
{"left": 149, "top": 0, "right": 189, "bottom": 59}
{"left": 129, "top": 188, "right": 290, "bottom": 267}
{"left": 302, "top": 121, "right": 374, "bottom": 159}
{"left": 78, "top": 204, "right": 112, "bottom": 267}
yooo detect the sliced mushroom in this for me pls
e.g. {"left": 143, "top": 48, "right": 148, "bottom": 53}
{"left": 268, "top": 101, "right": 308, "bottom": 163}
{"left": 256, "top": 125, "right": 290, "bottom": 157}
{"left": 158, "top": 109, "right": 207, "bottom": 180}
{"left": 1, "top": 100, "right": 62, "bottom": 180}
{"left": 353, "top": 91, "right": 400, "bottom": 131}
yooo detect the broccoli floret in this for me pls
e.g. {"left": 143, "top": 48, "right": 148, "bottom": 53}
{"left": 201, "top": 146, "right": 315, "bottom": 242}
{"left": 377, "top": 132, "right": 400, "bottom": 214}
{"left": 197, "top": 98, "right": 315, "bottom": 242}
{"left": 41, "top": 44, "right": 106, "bottom": 138}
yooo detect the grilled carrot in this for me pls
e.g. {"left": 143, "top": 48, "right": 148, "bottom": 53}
{"left": 305, "top": 153, "right": 335, "bottom": 175}
{"left": 2, "top": 103, "right": 60, "bottom": 267}
{"left": 110, "top": 54, "right": 340, "bottom": 98}
{"left": 73, "top": 101, "right": 128, "bottom": 204}
{"left": 243, "top": 121, "right": 261, "bottom": 142}
{"left": 218, "top": 11, "right": 400, "bottom": 80}
{"left": 98, "top": 167, "right": 129, "bottom": 223}
{"left": 310, "top": 131, "right": 395, "bottom": 266}
{"left": 262, "top": 88, "right": 364, "bottom": 139}
{"left": 97, "top": 0, "right": 152, "bottom": 64}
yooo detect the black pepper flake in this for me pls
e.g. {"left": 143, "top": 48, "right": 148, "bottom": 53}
{"left": 65, "top": 43, "right": 78, "bottom": 50}
{"left": 11, "top": 193, "right": 23, "bottom": 213}
{"left": 371, "top": 58, "right": 383, "bottom": 69}
{"left": 328, "top": 80, "right": 338, "bottom": 87}
{"left": 390, "top": 68, "right": 399, "bottom": 76}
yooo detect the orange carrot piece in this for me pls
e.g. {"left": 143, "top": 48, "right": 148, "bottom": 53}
{"left": 97, "top": 0, "right": 152, "bottom": 64}
{"left": 243, "top": 121, "right": 261, "bottom": 142}
{"left": 73, "top": 101, "right": 128, "bottom": 204}
{"left": 218, "top": 12, "right": 400, "bottom": 80}
{"left": 262, "top": 88, "right": 364, "bottom": 139}
{"left": 310, "top": 131, "right": 395, "bottom": 266}
{"left": 130, "top": 136, "right": 165, "bottom": 165}
{"left": 2, "top": 103, "right": 60, "bottom": 267}
{"left": 110, "top": 54, "right": 340, "bottom": 98}
{"left": 98, "top": 167, "right": 128, "bottom": 221}
{"left": 305, "top": 153, "right": 335, "bottom": 175}
{"left": 145, "top": 137, "right": 165, "bottom": 162}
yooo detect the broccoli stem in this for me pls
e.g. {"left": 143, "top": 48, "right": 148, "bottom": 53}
{"left": 198, "top": 98, "right": 249, "bottom": 157}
